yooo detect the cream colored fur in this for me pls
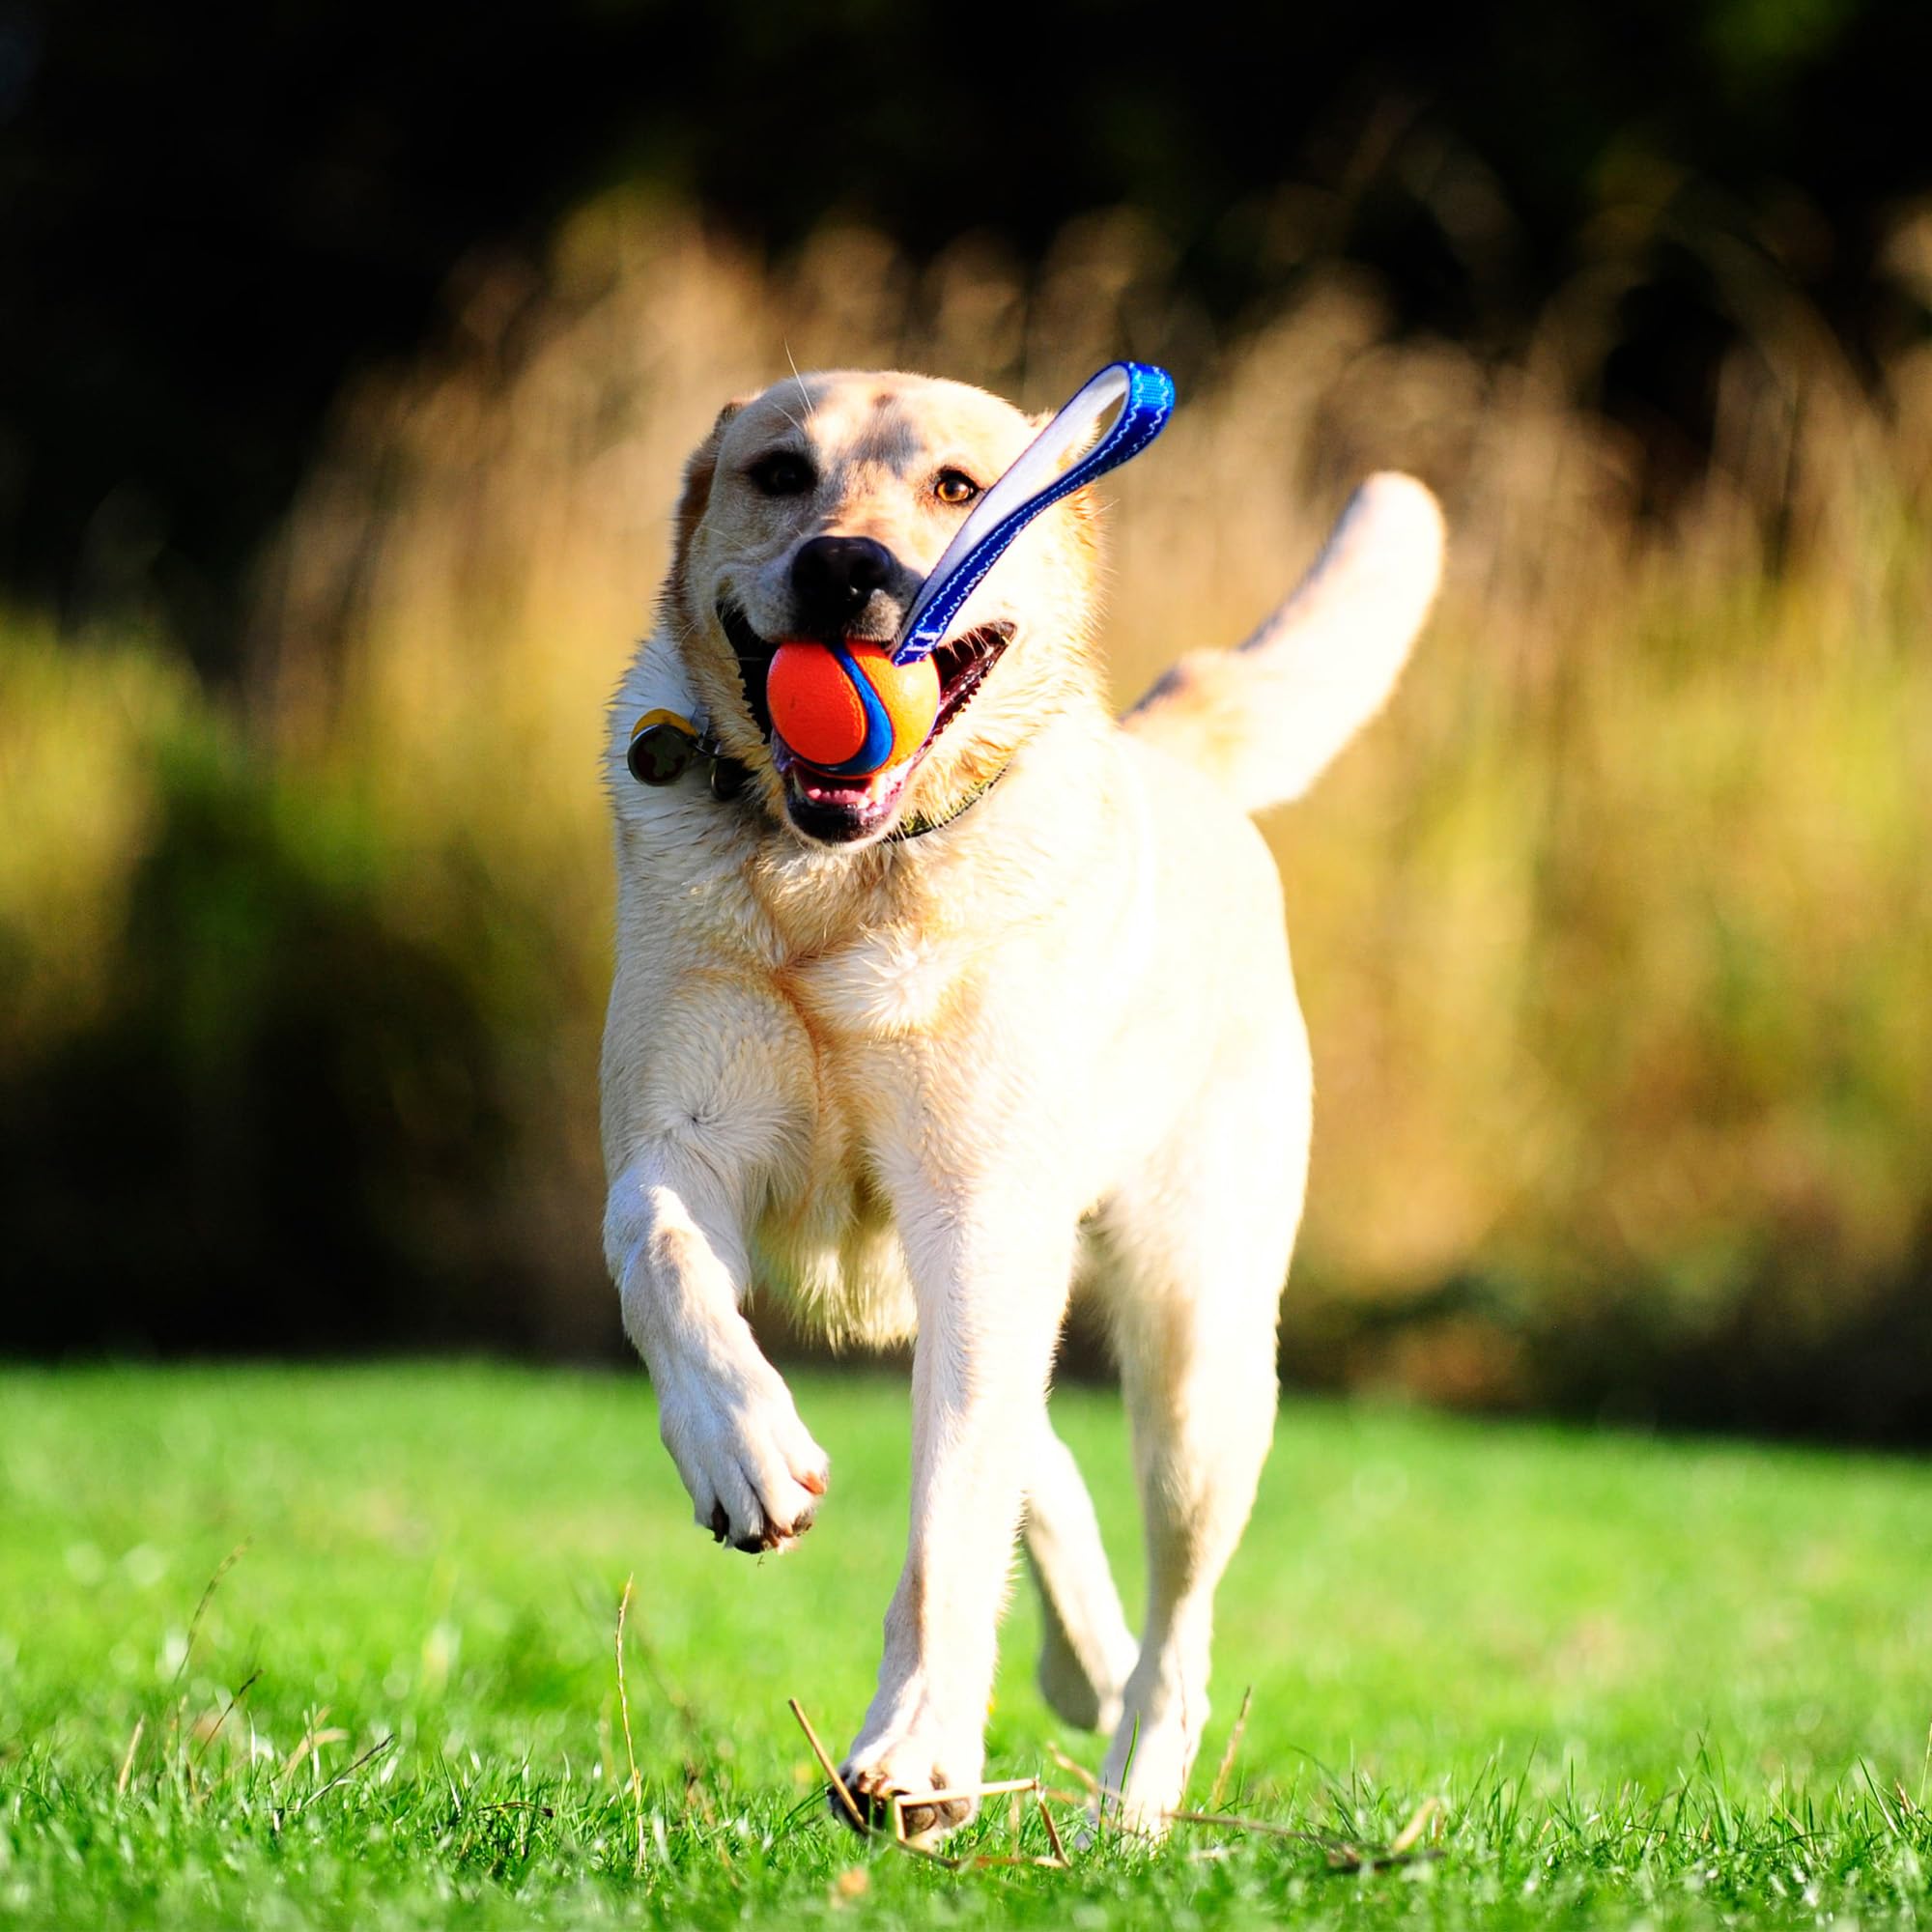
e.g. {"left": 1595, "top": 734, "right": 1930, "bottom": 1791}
{"left": 599, "top": 370, "right": 1444, "bottom": 1843}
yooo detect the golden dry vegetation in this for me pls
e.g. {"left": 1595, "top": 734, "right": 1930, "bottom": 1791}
{"left": 9, "top": 193, "right": 1931, "bottom": 1416}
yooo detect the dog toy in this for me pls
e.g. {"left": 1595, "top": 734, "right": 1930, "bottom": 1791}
{"left": 763, "top": 361, "right": 1176, "bottom": 780}
{"left": 766, "top": 639, "right": 940, "bottom": 778}
{"left": 633, "top": 363, "right": 1176, "bottom": 787}
{"left": 893, "top": 360, "right": 1175, "bottom": 666}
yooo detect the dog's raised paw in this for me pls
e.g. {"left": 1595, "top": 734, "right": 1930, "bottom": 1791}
{"left": 656, "top": 1356, "right": 829, "bottom": 1552}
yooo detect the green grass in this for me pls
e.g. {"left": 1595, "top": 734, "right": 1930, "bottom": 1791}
{"left": 3, "top": 1365, "right": 1929, "bottom": 1927}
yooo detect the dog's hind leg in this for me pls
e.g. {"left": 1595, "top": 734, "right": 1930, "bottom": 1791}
{"left": 1095, "top": 1017, "right": 1312, "bottom": 1832}
{"left": 1023, "top": 1415, "right": 1136, "bottom": 1733}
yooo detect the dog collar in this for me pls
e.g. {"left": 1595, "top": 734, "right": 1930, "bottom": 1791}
{"left": 893, "top": 360, "right": 1176, "bottom": 666}
{"left": 626, "top": 709, "right": 749, "bottom": 802}
{"left": 626, "top": 708, "right": 1003, "bottom": 843}
{"left": 887, "top": 764, "right": 1009, "bottom": 841}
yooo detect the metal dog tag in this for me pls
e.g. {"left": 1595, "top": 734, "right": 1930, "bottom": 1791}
{"left": 627, "top": 710, "right": 702, "bottom": 785}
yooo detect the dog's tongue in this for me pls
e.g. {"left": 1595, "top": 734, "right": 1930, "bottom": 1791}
{"left": 771, "top": 734, "right": 908, "bottom": 808}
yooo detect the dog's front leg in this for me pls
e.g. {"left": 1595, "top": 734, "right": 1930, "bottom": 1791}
{"left": 840, "top": 1185, "right": 1074, "bottom": 1841}
{"left": 605, "top": 1145, "right": 829, "bottom": 1552}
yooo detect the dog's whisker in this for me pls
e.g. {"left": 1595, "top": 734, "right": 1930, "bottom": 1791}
{"left": 783, "top": 339, "right": 816, "bottom": 423}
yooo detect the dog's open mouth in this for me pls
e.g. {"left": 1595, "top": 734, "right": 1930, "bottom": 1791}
{"left": 719, "top": 603, "right": 1013, "bottom": 843}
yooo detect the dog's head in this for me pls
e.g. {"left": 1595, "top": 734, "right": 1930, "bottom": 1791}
{"left": 660, "top": 371, "right": 1103, "bottom": 848}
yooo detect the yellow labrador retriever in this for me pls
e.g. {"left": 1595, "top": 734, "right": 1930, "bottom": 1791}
{"left": 600, "top": 370, "right": 1443, "bottom": 1840}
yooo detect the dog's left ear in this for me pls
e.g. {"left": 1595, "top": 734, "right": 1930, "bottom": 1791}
{"left": 671, "top": 398, "right": 750, "bottom": 565}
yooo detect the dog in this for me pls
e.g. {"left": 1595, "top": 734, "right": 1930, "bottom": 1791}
{"left": 600, "top": 369, "right": 1443, "bottom": 1842}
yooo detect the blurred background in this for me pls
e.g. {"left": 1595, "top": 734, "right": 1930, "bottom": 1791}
{"left": 3, "top": 0, "right": 1929, "bottom": 1439}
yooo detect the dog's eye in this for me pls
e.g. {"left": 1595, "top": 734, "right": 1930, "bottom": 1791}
{"left": 934, "top": 469, "right": 980, "bottom": 507}
{"left": 747, "top": 451, "right": 815, "bottom": 497}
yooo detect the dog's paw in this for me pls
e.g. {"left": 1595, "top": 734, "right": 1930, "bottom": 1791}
{"left": 1099, "top": 1709, "right": 1196, "bottom": 1839}
{"left": 653, "top": 1353, "right": 828, "bottom": 1553}
{"left": 834, "top": 1743, "right": 980, "bottom": 1846}
{"left": 1036, "top": 1614, "right": 1128, "bottom": 1736}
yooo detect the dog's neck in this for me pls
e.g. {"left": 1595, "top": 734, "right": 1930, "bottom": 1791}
{"left": 627, "top": 600, "right": 1116, "bottom": 962}
{"left": 727, "top": 702, "right": 1120, "bottom": 964}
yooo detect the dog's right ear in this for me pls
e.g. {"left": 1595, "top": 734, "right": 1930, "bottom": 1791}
{"left": 671, "top": 398, "right": 750, "bottom": 571}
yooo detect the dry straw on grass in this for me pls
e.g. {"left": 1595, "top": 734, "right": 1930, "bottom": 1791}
{"left": 786, "top": 1691, "right": 1441, "bottom": 1876}
{"left": 615, "top": 1577, "right": 648, "bottom": 1872}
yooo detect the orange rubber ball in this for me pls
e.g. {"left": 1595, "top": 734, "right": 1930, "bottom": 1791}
{"left": 766, "top": 640, "right": 940, "bottom": 777}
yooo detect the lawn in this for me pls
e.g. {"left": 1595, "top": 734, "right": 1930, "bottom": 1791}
{"left": 2, "top": 1364, "right": 1929, "bottom": 1928}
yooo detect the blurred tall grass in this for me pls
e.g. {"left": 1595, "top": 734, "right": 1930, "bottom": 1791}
{"left": 7, "top": 189, "right": 1931, "bottom": 1431}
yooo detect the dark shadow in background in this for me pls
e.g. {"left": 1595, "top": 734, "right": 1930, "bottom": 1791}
{"left": 5, "top": 0, "right": 1930, "bottom": 664}
{"left": 1, "top": 740, "right": 530, "bottom": 1356}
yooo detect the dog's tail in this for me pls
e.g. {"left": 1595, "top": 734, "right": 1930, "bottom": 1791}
{"left": 1122, "top": 472, "right": 1445, "bottom": 815}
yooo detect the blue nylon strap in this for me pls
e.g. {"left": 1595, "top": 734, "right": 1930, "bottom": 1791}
{"left": 892, "top": 361, "right": 1177, "bottom": 666}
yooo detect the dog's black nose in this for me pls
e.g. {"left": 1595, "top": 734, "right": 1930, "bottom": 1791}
{"left": 790, "top": 535, "right": 895, "bottom": 633}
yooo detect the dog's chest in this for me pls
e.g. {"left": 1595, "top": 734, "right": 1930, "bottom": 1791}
{"left": 751, "top": 1135, "right": 914, "bottom": 1346}
{"left": 741, "top": 845, "right": 973, "bottom": 1039}
{"left": 742, "top": 894, "right": 978, "bottom": 1344}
